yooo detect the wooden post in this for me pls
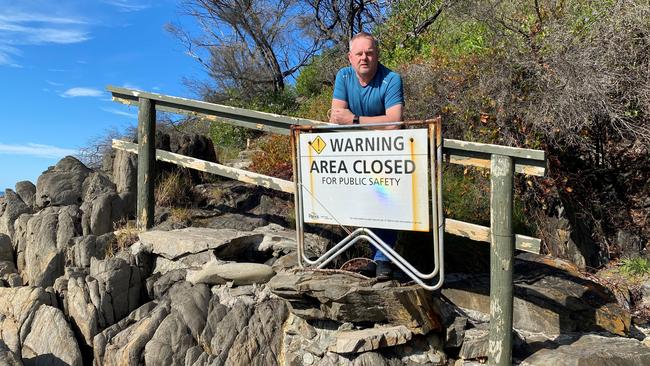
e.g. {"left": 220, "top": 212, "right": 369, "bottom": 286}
{"left": 137, "top": 97, "right": 155, "bottom": 231}
{"left": 488, "top": 154, "right": 514, "bottom": 366}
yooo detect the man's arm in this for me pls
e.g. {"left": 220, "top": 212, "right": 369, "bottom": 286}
{"left": 330, "top": 101, "right": 403, "bottom": 129}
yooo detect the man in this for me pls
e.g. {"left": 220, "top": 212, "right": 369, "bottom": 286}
{"left": 330, "top": 31, "right": 404, "bottom": 279}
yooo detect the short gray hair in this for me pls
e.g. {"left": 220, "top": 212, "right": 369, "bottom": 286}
{"left": 349, "top": 32, "right": 378, "bottom": 50}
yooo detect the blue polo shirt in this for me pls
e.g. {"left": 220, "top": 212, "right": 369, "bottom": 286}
{"left": 332, "top": 63, "right": 404, "bottom": 117}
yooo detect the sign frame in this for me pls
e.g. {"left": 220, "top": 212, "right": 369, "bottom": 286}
{"left": 297, "top": 128, "right": 430, "bottom": 232}
{"left": 290, "top": 119, "right": 445, "bottom": 290}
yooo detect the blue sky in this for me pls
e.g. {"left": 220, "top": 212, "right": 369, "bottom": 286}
{"left": 0, "top": 0, "right": 203, "bottom": 191}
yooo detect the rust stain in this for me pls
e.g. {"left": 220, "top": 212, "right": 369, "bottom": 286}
{"left": 410, "top": 137, "right": 418, "bottom": 231}
{"left": 308, "top": 140, "right": 315, "bottom": 212}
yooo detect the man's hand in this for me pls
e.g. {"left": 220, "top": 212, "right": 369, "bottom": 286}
{"left": 330, "top": 107, "right": 355, "bottom": 124}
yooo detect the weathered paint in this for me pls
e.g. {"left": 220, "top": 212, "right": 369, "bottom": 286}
{"left": 113, "top": 140, "right": 294, "bottom": 193}
{"left": 488, "top": 154, "right": 514, "bottom": 366}
{"left": 409, "top": 137, "right": 419, "bottom": 231}
{"left": 108, "top": 86, "right": 546, "bottom": 174}
{"left": 136, "top": 97, "right": 156, "bottom": 231}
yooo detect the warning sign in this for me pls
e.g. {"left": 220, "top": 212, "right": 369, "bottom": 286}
{"left": 298, "top": 129, "right": 430, "bottom": 231}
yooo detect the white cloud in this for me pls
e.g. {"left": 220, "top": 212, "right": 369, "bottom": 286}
{"left": 101, "top": 1, "right": 151, "bottom": 12}
{"left": 0, "top": 8, "right": 90, "bottom": 66}
{"left": 101, "top": 107, "right": 137, "bottom": 118}
{"left": 46, "top": 80, "right": 63, "bottom": 86}
{"left": 61, "top": 87, "right": 104, "bottom": 98}
{"left": 0, "top": 143, "right": 77, "bottom": 159}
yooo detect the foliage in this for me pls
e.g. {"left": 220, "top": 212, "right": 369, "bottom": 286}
{"left": 620, "top": 257, "right": 650, "bottom": 277}
{"left": 295, "top": 86, "right": 334, "bottom": 122}
{"left": 155, "top": 170, "right": 192, "bottom": 207}
{"left": 295, "top": 49, "right": 346, "bottom": 98}
{"left": 171, "top": 0, "right": 324, "bottom": 97}
{"left": 443, "top": 165, "right": 533, "bottom": 236}
{"left": 248, "top": 135, "right": 294, "bottom": 180}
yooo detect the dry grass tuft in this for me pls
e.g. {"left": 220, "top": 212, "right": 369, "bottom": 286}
{"left": 156, "top": 170, "right": 192, "bottom": 207}
{"left": 107, "top": 220, "right": 140, "bottom": 257}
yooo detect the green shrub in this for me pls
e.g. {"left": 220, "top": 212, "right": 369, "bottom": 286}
{"left": 248, "top": 135, "right": 293, "bottom": 180}
{"left": 620, "top": 257, "right": 650, "bottom": 277}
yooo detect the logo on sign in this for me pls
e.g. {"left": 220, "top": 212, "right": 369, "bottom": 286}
{"left": 309, "top": 136, "right": 327, "bottom": 154}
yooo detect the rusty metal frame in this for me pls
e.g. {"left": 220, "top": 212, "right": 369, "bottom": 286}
{"left": 290, "top": 120, "right": 445, "bottom": 290}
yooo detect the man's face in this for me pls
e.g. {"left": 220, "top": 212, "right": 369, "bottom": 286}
{"left": 348, "top": 37, "right": 378, "bottom": 80}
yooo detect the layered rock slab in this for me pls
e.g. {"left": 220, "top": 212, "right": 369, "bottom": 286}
{"left": 269, "top": 270, "right": 442, "bottom": 334}
{"left": 520, "top": 334, "right": 650, "bottom": 365}
{"left": 442, "top": 253, "right": 630, "bottom": 337}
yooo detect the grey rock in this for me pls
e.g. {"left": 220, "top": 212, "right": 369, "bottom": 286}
{"left": 143, "top": 311, "right": 197, "bottom": 365}
{"left": 186, "top": 262, "right": 276, "bottom": 285}
{"left": 152, "top": 251, "right": 219, "bottom": 276}
{"left": 444, "top": 316, "right": 467, "bottom": 349}
{"left": 458, "top": 326, "right": 488, "bottom": 360}
{"left": 98, "top": 300, "right": 171, "bottom": 366}
{"left": 82, "top": 171, "right": 116, "bottom": 204}
{"left": 89, "top": 193, "right": 116, "bottom": 236}
{"left": 71, "top": 235, "right": 110, "bottom": 268}
{"left": 168, "top": 282, "right": 210, "bottom": 341}
{"left": 617, "top": 230, "right": 643, "bottom": 258}
{"left": 143, "top": 283, "right": 209, "bottom": 365}
{"left": 139, "top": 227, "right": 263, "bottom": 260}
{"left": 0, "top": 287, "right": 56, "bottom": 356}
{"left": 112, "top": 149, "right": 137, "bottom": 195}
{"left": 442, "top": 253, "right": 630, "bottom": 337}
{"left": 351, "top": 352, "right": 389, "bottom": 366}
{"left": 14, "top": 181, "right": 35, "bottom": 209}
{"left": 252, "top": 223, "right": 329, "bottom": 258}
{"left": 21, "top": 305, "right": 83, "bottom": 366}
{"left": 22, "top": 206, "right": 81, "bottom": 287}
{"left": 35, "top": 156, "right": 91, "bottom": 209}
{"left": 0, "top": 340, "right": 22, "bottom": 366}
{"left": 67, "top": 276, "right": 99, "bottom": 346}
{"left": 5, "top": 273, "right": 22, "bottom": 287}
{"left": 520, "top": 334, "right": 650, "bottom": 366}
{"left": 0, "top": 233, "right": 13, "bottom": 262}
{"left": 0, "top": 260, "right": 17, "bottom": 277}
{"left": 197, "top": 212, "right": 269, "bottom": 231}
{"left": 222, "top": 299, "right": 288, "bottom": 366}
{"left": 332, "top": 325, "right": 412, "bottom": 354}
{"left": 89, "top": 256, "right": 142, "bottom": 328}
{"left": 269, "top": 271, "right": 442, "bottom": 334}
{"left": 92, "top": 300, "right": 160, "bottom": 364}
{"left": 11, "top": 213, "right": 31, "bottom": 273}
{"left": 0, "top": 189, "right": 31, "bottom": 239}
{"left": 146, "top": 269, "right": 188, "bottom": 299}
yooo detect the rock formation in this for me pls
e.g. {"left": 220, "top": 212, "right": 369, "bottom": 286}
{"left": 0, "top": 149, "right": 647, "bottom": 365}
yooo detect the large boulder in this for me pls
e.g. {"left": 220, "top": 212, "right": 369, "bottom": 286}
{"left": 0, "top": 234, "right": 12, "bottom": 262}
{"left": 269, "top": 271, "right": 442, "bottom": 334}
{"left": 57, "top": 255, "right": 143, "bottom": 349}
{"left": 35, "top": 156, "right": 91, "bottom": 209}
{"left": 80, "top": 192, "right": 126, "bottom": 236}
{"left": 520, "top": 334, "right": 650, "bottom": 365}
{"left": 441, "top": 253, "right": 630, "bottom": 337}
{"left": 22, "top": 206, "right": 81, "bottom": 287}
{"left": 0, "top": 286, "right": 57, "bottom": 356}
{"left": 14, "top": 181, "right": 35, "bottom": 210}
{"left": 138, "top": 227, "right": 263, "bottom": 260}
{"left": 0, "top": 190, "right": 31, "bottom": 240}
{"left": 112, "top": 150, "right": 137, "bottom": 195}
{"left": 21, "top": 305, "right": 83, "bottom": 366}
{"left": 96, "top": 282, "right": 289, "bottom": 366}
{"left": 89, "top": 256, "right": 142, "bottom": 327}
